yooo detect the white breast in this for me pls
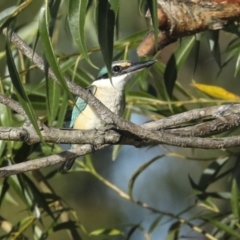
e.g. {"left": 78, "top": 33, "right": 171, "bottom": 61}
{"left": 73, "top": 85, "right": 125, "bottom": 130}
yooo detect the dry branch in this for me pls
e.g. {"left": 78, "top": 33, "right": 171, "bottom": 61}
{"left": 1, "top": 30, "right": 240, "bottom": 177}
{"left": 138, "top": 0, "right": 240, "bottom": 56}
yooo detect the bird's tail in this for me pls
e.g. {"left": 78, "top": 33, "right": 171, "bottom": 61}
{"left": 59, "top": 158, "right": 76, "bottom": 172}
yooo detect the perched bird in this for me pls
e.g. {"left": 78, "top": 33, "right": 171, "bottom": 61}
{"left": 60, "top": 59, "right": 156, "bottom": 171}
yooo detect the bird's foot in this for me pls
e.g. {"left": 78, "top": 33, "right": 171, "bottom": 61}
{"left": 99, "top": 120, "right": 117, "bottom": 132}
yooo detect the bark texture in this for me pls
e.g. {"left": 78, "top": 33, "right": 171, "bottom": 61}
{"left": 138, "top": 0, "right": 240, "bottom": 56}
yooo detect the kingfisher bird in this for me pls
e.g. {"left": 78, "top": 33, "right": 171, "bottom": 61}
{"left": 60, "top": 59, "right": 156, "bottom": 171}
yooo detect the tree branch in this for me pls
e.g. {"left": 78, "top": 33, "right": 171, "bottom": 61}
{"left": 0, "top": 94, "right": 27, "bottom": 118}
{"left": 0, "top": 103, "right": 239, "bottom": 177}
{"left": 138, "top": 0, "right": 240, "bottom": 56}
{"left": 1, "top": 29, "right": 240, "bottom": 177}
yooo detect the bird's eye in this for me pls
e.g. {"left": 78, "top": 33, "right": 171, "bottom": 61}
{"left": 112, "top": 65, "right": 121, "bottom": 73}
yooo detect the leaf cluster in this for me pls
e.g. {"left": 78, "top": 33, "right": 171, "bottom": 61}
{"left": 0, "top": 0, "right": 240, "bottom": 239}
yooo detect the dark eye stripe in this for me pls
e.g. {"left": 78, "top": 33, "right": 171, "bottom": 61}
{"left": 96, "top": 66, "right": 123, "bottom": 80}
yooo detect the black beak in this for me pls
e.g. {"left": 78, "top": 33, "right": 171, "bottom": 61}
{"left": 125, "top": 60, "right": 156, "bottom": 74}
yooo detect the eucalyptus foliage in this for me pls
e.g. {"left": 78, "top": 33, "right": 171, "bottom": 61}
{"left": 0, "top": 0, "right": 240, "bottom": 239}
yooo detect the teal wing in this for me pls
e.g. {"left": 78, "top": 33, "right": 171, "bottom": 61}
{"left": 70, "top": 97, "right": 87, "bottom": 128}
{"left": 70, "top": 85, "right": 96, "bottom": 128}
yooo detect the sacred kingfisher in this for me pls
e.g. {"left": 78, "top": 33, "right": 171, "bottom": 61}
{"left": 60, "top": 59, "right": 156, "bottom": 171}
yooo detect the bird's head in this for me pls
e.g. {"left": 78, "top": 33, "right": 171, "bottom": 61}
{"left": 92, "top": 60, "right": 156, "bottom": 89}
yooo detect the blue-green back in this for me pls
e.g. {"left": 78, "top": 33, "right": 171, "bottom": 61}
{"left": 70, "top": 86, "right": 96, "bottom": 128}
{"left": 70, "top": 97, "right": 87, "bottom": 128}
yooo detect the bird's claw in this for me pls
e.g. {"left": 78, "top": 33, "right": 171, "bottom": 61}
{"left": 99, "top": 121, "right": 117, "bottom": 131}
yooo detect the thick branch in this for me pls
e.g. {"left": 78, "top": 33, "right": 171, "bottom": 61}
{"left": 2, "top": 30, "right": 240, "bottom": 177}
{"left": 0, "top": 103, "right": 239, "bottom": 177}
{"left": 138, "top": 0, "right": 240, "bottom": 56}
{"left": 0, "top": 104, "right": 238, "bottom": 145}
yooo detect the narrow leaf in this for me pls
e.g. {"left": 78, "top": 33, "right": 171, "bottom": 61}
{"left": 231, "top": 179, "right": 240, "bottom": 219}
{"left": 97, "top": 0, "right": 115, "bottom": 74}
{"left": 128, "top": 155, "right": 164, "bottom": 199}
{"left": 148, "top": 215, "right": 163, "bottom": 234}
{"left": 0, "top": 0, "right": 32, "bottom": 28}
{"left": 68, "top": 0, "right": 89, "bottom": 60}
{"left": 235, "top": 52, "right": 240, "bottom": 77}
{"left": 207, "top": 218, "right": 240, "bottom": 238}
{"left": 22, "top": 174, "right": 55, "bottom": 220}
{"left": 146, "top": 0, "right": 158, "bottom": 49}
{"left": 109, "top": 0, "right": 120, "bottom": 17}
{"left": 164, "top": 36, "right": 195, "bottom": 97}
{"left": 126, "top": 224, "right": 142, "bottom": 240}
{"left": 206, "top": 30, "right": 221, "bottom": 68}
{"left": 6, "top": 36, "right": 42, "bottom": 139}
{"left": 45, "top": 0, "right": 62, "bottom": 126}
{"left": 46, "top": 78, "right": 61, "bottom": 126}
{"left": 89, "top": 228, "right": 123, "bottom": 236}
{"left": 11, "top": 216, "right": 36, "bottom": 240}
{"left": 0, "top": 6, "right": 18, "bottom": 28}
{"left": 38, "top": 6, "right": 73, "bottom": 101}
{"left": 56, "top": 91, "right": 68, "bottom": 128}
{"left": 166, "top": 221, "right": 180, "bottom": 240}
{"left": 0, "top": 178, "right": 9, "bottom": 207}
{"left": 8, "top": 175, "right": 29, "bottom": 207}
{"left": 193, "top": 34, "right": 201, "bottom": 75}
{"left": 52, "top": 221, "right": 78, "bottom": 232}
{"left": 198, "top": 157, "right": 229, "bottom": 190}
{"left": 192, "top": 83, "right": 240, "bottom": 100}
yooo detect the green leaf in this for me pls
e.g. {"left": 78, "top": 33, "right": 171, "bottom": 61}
{"left": 44, "top": 0, "right": 62, "bottom": 126}
{"left": 207, "top": 218, "right": 240, "bottom": 238}
{"left": 188, "top": 174, "right": 202, "bottom": 191}
{"left": 48, "top": 0, "right": 62, "bottom": 37}
{"left": 6, "top": 35, "right": 42, "bottom": 140}
{"left": 46, "top": 78, "right": 61, "bottom": 126}
{"left": 38, "top": 5, "right": 73, "bottom": 102}
{"left": 0, "top": 87, "right": 12, "bottom": 161}
{"left": 164, "top": 36, "right": 195, "bottom": 97}
{"left": 0, "top": 6, "right": 18, "bottom": 28}
{"left": 22, "top": 174, "right": 55, "bottom": 220}
{"left": 8, "top": 175, "right": 29, "bottom": 207}
{"left": 198, "top": 157, "right": 229, "bottom": 190}
{"left": 89, "top": 228, "right": 123, "bottom": 236}
{"left": 197, "top": 191, "right": 231, "bottom": 201}
{"left": 166, "top": 221, "right": 180, "bottom": 240}
{"left": 235, "top": 52, "right": 240, "bottom": 77}
{"left": 146, "top": 0, "right": 158, "bottom": 49}
{"left": 52, "top": 221, "right": 78, "bottom": 232}
{"left": 231, "top": 179, "right": 240, "bottom": 219}
{"left": 11, "top": 216, "right": 36, "bottom": 240}
{"left": 126, "top": 224, "right": 142, "bottom": 240}
{"left": 115, "top": 29, "right": 148, "bottom": 48}
{"left": 198, "top": 197, "right": 219, "bottom": 212}
{"left": 56, "top": 91, "right": 68, "bottom": 128}
{"left": 128, "top": 155, "right": 164, "bottom": 199}
{"left": 0, "top": 178, "right": 10, "bottom": 207}
{"left": 109, "top": 0, "right": 120, "bottom": 17}
{"left": 206, "top": 30, "right": 221, "bottom": 68}
{"left": 148, "top": 215, "right": 163, "bottom": 234}
{"left": 193, "top": 34, "right": 201, "bottom": 75}
{"left": 68, "top": 0, "right": 89, "bottom": 60}
{"left": 97, "top": 0, "right": 115, "bottom": 75}
{"left": 0, "top": 0, "right": 32, "bottom": 28}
